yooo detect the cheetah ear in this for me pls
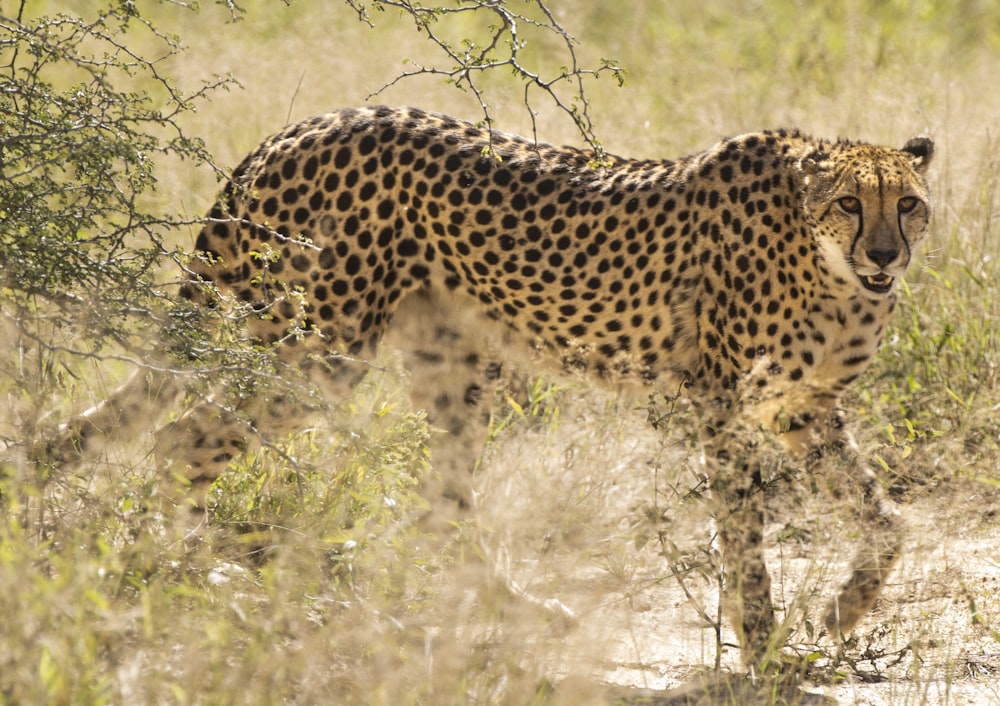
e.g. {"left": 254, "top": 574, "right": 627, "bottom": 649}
{"left": 901, "top": 136, "right": 933, "bottom": 173}
{"left": 800, "top": 149, "right": 832, "bottom": 175}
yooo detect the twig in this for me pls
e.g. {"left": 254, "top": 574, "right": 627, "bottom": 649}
{"left": 344, "top": 0, "right": 624, "bottom": 160}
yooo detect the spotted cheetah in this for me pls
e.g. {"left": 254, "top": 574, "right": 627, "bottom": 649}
{"left": 48, "top": 106, "right": 933, "bottom": 669}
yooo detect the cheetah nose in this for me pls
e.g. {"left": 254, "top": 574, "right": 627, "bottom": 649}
{"left": 866, "top": 248, "right": 899, "bottom": 269}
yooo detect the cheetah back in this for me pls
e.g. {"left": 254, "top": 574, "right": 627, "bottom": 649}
{"left": 188, "top": 106, "right": 933, "bottom": 410}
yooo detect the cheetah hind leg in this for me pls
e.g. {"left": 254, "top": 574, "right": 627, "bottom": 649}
{"left": 388, "top": 287, "right": 500, "bottom": 522}
{"left": 35, "top": 367, "right": 183, "bottom": 479}
{"left": 29, "top": 366, "right": 254, "bottom": 523}
{"left": 152, "top": 398, "right": 266, "bottom": 512}
{"left": 150, "top": 345, "right": 382, "bottom": 514}
{"left": 387, "top": 286, "right": 576, "bottom": 623}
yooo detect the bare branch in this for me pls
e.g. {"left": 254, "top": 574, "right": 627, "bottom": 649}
{"left": 344, "top": 0, "right": 625, "bottom": 161}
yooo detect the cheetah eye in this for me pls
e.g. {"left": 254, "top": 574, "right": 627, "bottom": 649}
{"left": 897, "top": 196, "right": 919, "bottom": 213}
{"left": 837, "top": 196, "right": 862, "bottom": 214}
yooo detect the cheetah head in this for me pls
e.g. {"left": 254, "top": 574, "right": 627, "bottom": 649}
{"left": 801, "top": 136, "right": 933, "bottom": 296}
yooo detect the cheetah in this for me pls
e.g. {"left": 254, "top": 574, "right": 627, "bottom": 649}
{"left": 47, "top": 106, "right": 933, "bottom": 669}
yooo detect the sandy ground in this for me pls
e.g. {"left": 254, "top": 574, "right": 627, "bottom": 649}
{"left": 473, "top": 391, "right": 1000, "bottom": 705}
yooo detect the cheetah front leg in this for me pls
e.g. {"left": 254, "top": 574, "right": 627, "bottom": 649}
{"left": 705, "top": 424, "right": 781, "bottom": 670}
{"left": 817, "top": 445, "right": 902, "bottom": 640}
{"left": 704, "top": 398, "right": 904, "bottom": 670}
{"left": 781, "top": 410, "right": 903, "bottom": 641}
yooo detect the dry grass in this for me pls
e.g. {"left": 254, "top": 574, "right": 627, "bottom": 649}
{"left": 3, "top": 1, "right": 1000, "bottom": 704}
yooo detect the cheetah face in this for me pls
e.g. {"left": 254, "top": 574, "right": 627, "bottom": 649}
{"left": 802, "top": 137, "right": 933, "bottom": 296}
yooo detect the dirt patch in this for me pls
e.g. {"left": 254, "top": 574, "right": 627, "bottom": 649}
{"left": 474, "top": 393, "right": 1000, "bottom": 705}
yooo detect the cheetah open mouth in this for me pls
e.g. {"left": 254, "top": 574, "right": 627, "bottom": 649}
{"left": 861, "top": 273, "right": 894, "bottom": 294}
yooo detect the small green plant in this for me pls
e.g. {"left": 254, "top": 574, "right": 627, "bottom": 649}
{"left": 853, "top": 261, "right": 1000, "bottom": 490}
{"left": 488, "top": 375, "right": 565, "bottom": 442}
